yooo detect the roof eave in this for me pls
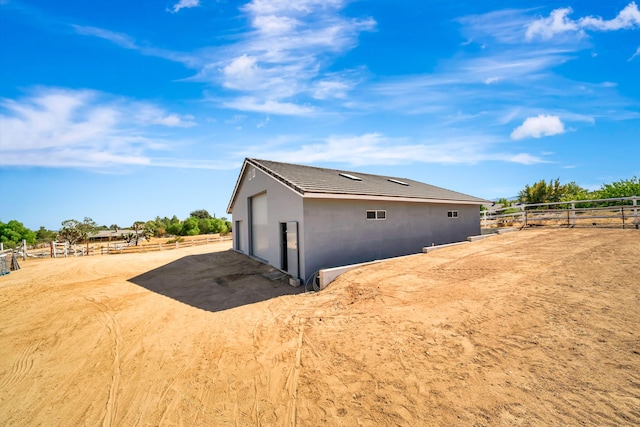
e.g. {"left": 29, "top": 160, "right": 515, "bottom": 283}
{"left": 302, "top": 192, "right": 488, "bottom": 205}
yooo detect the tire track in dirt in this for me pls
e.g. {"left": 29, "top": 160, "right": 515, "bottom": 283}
{"left": 284, "top": 318, "right": 305, "bottom": 427}
{"left": 0, "top": 339, "right": 43, "bottom": 388}
{"left": 85, "top": 296, "right": 122, "bottom": 427}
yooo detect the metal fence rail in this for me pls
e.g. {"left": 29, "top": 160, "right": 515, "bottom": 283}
{"left": 482, "top": 196, "right": 639, "bottom": 230}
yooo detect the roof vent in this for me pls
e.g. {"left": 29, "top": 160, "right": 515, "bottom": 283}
{"left": 388, "top": 178, "right": 409, "bottom": 186}
{"left": 339, "top": 173, "right": 362, "bottom": 181}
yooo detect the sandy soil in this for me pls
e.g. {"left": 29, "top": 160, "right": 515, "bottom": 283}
{"left": 0, "top": 229, "right": 638, "bottom": 426}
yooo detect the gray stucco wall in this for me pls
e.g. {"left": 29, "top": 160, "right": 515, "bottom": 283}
{"left": 230, "top": 165, "right": 304, "bottom": 274}
{"left": 301, "top": 198, "right": 480, "bottom": 280}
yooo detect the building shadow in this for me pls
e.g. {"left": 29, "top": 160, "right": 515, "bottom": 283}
{"left": 128, "top": 250, "right": 304, "bottom": 313}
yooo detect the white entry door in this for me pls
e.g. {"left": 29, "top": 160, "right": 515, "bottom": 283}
{"left": 250, "top": 193, "right": 268, "bottom": 260}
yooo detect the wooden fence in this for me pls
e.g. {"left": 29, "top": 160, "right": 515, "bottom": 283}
{"left": 99, "top": 236, "right": 231, "bottom": 255}
{"left": 10, "top": 235, "right": 232, "bottom": 260}
{"left": 481, "top": 197, "right": 639, "bottom": 230}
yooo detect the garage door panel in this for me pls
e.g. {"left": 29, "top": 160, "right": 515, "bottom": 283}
{"left": 251, "top": 193, "right": 268, "bottom": 260}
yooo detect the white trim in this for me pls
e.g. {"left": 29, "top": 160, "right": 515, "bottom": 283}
{"left": 366, "top": 210, "right": 386, "bottom": 220}
{"left": 303, "top": 192, "right": 485, "bottom": 205}
{"left": 227, "top": 159, "right": 303, "bottom": 213}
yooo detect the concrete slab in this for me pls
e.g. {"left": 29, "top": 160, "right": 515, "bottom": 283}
{"left": 422, "top": 241, "right": 469, "bottom": 253}
{"left": 467, "top": 234, "right": 494, "bottom": 242}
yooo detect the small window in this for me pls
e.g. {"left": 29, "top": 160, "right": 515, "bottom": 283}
{"left": 367, "top": 210, "right": 386, "bottom": 220}
{"left": 447, "top": 211, "right": 458, "bottom": 218}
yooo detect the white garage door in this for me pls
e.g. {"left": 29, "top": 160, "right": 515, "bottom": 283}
{"left": 250, "top": 193, "right": 268, "bottom": 260}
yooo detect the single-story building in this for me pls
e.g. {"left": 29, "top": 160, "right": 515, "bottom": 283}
{"left": 227, "top": 158, "right": 487, "bottom": 283}
{"left": 88, "top": 229, "right": 137, "bottom": 242}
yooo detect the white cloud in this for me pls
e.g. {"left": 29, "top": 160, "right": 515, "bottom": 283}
{"left": 71, "top": 1, "right": 374, "bottom": 111}
{"left": 223, "top": 97, "right": 315, "bottom": 115}
{"left": 210, "top": 0, "right": 375, "bottom": 107}
{"left": 73, "top": 25, "right": 196, "bottom": 66}
{"left": 510, "top": 114, "right": 565, "bottom": 140}
{"left": 312, "top": 79, "right": 351, "bottom": 99}
{"left": 239, "top": 133, "right": 547, "bottom": 166}
{"left": 525, "top": 8, "right": 579, "bottom": 40}
{"left": 0, "top": 88, "right": 196, "bottom": 168}
{"left": 629, "top": 46, "right": 640, "bottom": 61}
{"left": 252, "top": 15, "right": 300, "bottom": 35}
{"left": 169, "top": 0, "right": 200, "bottom": 14}
{"left": 526, "top": 2, "right": 640, "bottom": 40}
{"left": 579, "top": 2, "right": 640, "bottom": 31}
{"left": 73, "top": 25, "right": 137, "bottom": 49}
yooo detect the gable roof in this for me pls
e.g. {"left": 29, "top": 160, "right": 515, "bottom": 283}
{"left": 227, "top": 158, "right": 487, "bottom": 213}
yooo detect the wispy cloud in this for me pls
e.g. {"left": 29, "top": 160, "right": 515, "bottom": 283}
{"left": 223, "top": 97, "right": 315, "bottom": 115}
{"left": 72, "top": 25, "right": 197, "bottom": 66}
{"left": 193, "top": 0, "right": 375, "bottom": 113}
{"left": 0, "top": 88, "right": 197, "bottom": 168}
{"left": 511, "top": 114, "right": 565, "bottom": 140}
{"left": 72, "top": 1, "right": 375, "bottom": 115}
{"left": 238, "top": 133, "right": 547, "bottom": 166}
{"left": 629, "top": 46, "right": 640, "bottom": 61}
{"left": 168, "top": 0, "right": 200, "bottom": 14}
{"left": 526, "top": 2, "right": 640, "bottom": 41}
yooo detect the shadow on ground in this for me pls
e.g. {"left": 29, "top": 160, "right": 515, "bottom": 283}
{"left": 128, "top": 250, "right": 304, "bottom": 313}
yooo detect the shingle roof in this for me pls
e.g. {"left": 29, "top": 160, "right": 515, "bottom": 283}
{"left": 227, "top": 158, "right": 487, "bottom": 213}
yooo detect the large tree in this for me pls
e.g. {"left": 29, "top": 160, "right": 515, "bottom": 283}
{"left": 0, "top": 220, "right": 36, "bottom": 249}
{"left": 518, "top": 179, "right": 587, "bottom": 205}
{"left": 190, "top": 209, "right": 212, "bottom": 220}
{"left": 57, "top": 217, "right": 98, "bottom": 245}
{"left": 594, "top": 176, "right": 640, "bottom": 199}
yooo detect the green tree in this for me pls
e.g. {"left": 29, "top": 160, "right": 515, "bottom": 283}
{"left": 182, "top": 217, "right": 200, "bottom": 236}
{"left": 166, "top": 221, "right": 183, "bottom": 236}
{"left": 35, "top": 226, "right": 57, "bottom": 244}
{"left": 57, "top": 217, "right": 98, "bottom": 244}
{"left": 197, "top": 218, "right": 212, "bottom": 234}
{"left": 561, "top": 182, "right": 589, "bottom": 201}
{"left": 0, "top": 220, "right": 36, "bottom": 249}
{"left": 190, "top": 209, "right": 212, "bottom": 220}
{"left": 594, "top": 177, "right": 640, "bottom": 199}
{"left": 518, "top": 178, "right": 588, "bottom": 205}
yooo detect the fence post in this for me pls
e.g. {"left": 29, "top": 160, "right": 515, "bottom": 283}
{"left": 634, "top": 198, "right": 638, "bottom": 229}
{"left": 0, "top": 243, "right": 3, "bottom": 251}
{"left": 571, "top": 202, "right": 576, "bottom": 227}
{"left": 22, "top": 239, "right": 27, "bottom": 261}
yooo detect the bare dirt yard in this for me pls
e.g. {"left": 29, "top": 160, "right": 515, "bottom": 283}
{"left": 1, "top": 228, "right": 638, "bottom": 426}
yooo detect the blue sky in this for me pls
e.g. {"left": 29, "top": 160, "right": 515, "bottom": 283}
{"left": 1, "top": 0, "right": 639, "bottom": 230}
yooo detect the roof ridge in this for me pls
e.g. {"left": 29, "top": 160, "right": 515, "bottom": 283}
{"left": 249, "top": 158, "right": 416, "bottom": 183}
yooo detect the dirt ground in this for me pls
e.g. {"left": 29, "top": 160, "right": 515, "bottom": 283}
{"left": 0, "top": 229, "right": 638, "bottom": 426}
